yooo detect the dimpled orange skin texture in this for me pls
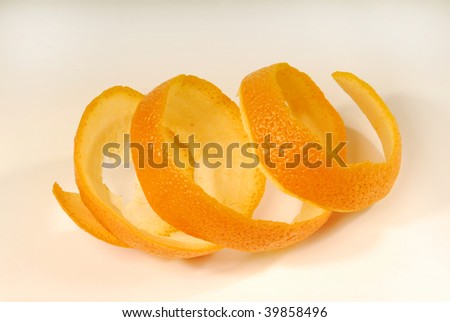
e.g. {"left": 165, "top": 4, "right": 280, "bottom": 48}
{"left": 131, "top": 75, "right": 331, "bottom": 252}
{"left": 239, "top": 63, "right": 402, "bottom": 212}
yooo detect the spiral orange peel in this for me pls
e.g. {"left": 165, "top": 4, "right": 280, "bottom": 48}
{"left": 53, "top": 63, "right": 401, "bottom": 258}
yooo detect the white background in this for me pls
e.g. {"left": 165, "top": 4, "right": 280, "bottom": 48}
{"left": 1, "top": 0, "right": 449, "bottom": 301}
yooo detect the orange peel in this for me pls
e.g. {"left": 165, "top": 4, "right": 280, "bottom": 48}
{"left": 53, "top": 183, "right": 129, "bottom": 247}
{"left": 130, "top": 75, "right": 331, "bottom": 252}
{"left": 54, "top": 86, "right": 227, "bottom": 258}
{"left": 53, "top": 63, "right": 401, "bottom": 258}
{"left": 239, "top": 63, "right": 401, "bottom": 212}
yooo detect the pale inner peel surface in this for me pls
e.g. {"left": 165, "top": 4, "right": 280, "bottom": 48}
{"left": 162, "top": 78, "right": 266, "bottom": 217}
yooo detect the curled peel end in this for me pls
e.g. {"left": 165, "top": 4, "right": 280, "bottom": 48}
{"left": 331, "top": 71, "right": 402, "bottom": 209}
{"left": 52, "top": 182, "right": 129, "bottom": 247}
{"left": 331, "top": 71, "right": 401, "bottom": 162}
